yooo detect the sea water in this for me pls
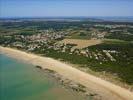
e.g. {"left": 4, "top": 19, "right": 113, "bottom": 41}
{"left": 0, "top": 54, "right": 89, "bottom": 100}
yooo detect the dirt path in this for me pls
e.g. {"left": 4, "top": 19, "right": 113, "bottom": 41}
{"left": 0, "top": 46, "right": 133, "bottom": 100}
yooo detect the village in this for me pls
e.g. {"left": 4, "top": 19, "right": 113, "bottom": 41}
{"left": 0, "top": 21, "right": 133, "bottom": 64}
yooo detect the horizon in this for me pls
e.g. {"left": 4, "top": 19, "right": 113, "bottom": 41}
{"left": 1, "top": 16, "right": 133, "bottom": 18}
{"left": 1, "top": 16, "right": 133, "bottom": 23}
{"left": 0, "top": 0, "right": 133, "bottom": 18}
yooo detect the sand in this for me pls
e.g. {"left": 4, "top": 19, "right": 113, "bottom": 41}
{"left": 0, "top": 46, "right": 133, "bottom": 100}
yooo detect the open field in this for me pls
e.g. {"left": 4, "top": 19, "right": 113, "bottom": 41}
{"left": 103, "top": 39, "right": 131, "bottom": 44}
{"left": 59, "top": 39, "right": 102, "bottom": 49}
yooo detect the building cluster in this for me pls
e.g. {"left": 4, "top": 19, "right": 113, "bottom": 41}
{"left": 3, "top": 30, "right": 68, "bottom": 50}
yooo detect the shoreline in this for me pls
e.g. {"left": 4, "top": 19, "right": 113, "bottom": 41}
{"left": 36, "top": 67, "right": 100, "bottom": 100}
{"left": 0, "top": 46, "right": 133, "bottom": 100}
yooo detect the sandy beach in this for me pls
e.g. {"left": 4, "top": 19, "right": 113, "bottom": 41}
{"left": 0, "top": 46, "right": 133, "bottom": 100}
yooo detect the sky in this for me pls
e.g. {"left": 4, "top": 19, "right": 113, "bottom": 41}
{"left": 0, "top": 0, "right": 133, "bottom": 18}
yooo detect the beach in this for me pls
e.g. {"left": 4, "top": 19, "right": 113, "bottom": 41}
{"left": 0, "top": 53, "right": 86, "bottom": 100}
{"left": 0, "top": 46, "right": 133, "bottom": 100}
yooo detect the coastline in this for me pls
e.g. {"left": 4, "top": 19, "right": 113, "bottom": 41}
{"left": 0, "top": 53, "right": 87, "bottom": 100}
{"left": 0, "top": 46, "right": 133, "bottom": 100}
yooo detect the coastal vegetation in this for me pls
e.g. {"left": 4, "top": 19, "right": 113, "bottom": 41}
{"left": 33, "top": 41, "right": 133, "bottom": 84}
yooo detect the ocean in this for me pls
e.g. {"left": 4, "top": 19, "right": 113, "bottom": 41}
{"left": 0, "top": 54, "right": 88, "bottom": 100}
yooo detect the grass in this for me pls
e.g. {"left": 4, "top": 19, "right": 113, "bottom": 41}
{"left": 105, "top": 32, "right": 133, "bottom": 41}
{"left": 66, "top": 35, "right": 90, "bottom": 40}
{"left": 65, "top": 30, "right": 91, "bottom": 40}
{"left": 103, "top": 39, "right": 130, "bottom": 44}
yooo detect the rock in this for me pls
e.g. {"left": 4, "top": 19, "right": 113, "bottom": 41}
{"left": 43, "top": 68, "right": 56, "bottom": 74}
{"left": 35, "top": 65, "right": 42, "bottom": 69}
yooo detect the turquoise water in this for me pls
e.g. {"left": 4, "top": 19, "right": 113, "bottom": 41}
{"left": 0, "top": 54, "right": 86, "bottom": 100}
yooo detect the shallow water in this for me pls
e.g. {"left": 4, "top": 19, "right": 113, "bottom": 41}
{"left": 0, "top": 54, "right": 89, "bottom": 100}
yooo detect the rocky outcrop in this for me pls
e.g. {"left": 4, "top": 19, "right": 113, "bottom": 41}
{"left": 35, "top": 66, "right": 101, "bottom": 100}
